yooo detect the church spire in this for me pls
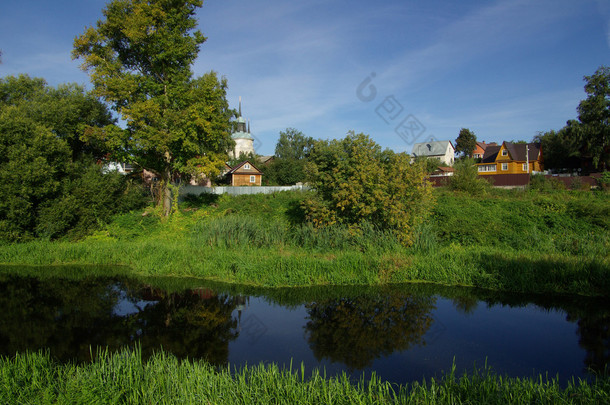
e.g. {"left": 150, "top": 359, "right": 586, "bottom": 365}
{"left": 238, "top": 96, "right": 242, "bottom": 117}
{"left": 247, "top": 119, "right": 251, "bottom": 134}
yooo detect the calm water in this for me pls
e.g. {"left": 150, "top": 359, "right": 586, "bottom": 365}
{"left": 0, "top": 273, "right": 608, "bottom": 384}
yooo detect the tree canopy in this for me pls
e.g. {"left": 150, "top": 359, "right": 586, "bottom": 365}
{"left": 455, "top": 128, "right": 477, "bottom": 158}
{"left": 0, "top": 75, "right": 144, "bottom": 241}
{"left": 304, "top": 132, "right": 434, "bottom": 246}
{"left": 73, "top": 0, "right": 233, "bottom": 215}
{"left": 263, "top": 128, "right": 314, "bottom": 185}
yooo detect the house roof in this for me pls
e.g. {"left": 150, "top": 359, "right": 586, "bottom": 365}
{"left": 504, "top": 142, "right": 541, "bottom": 161}
{"left": 258, "top": 155, "right": 274, "bottom": 165}
{"left": 481, "top": 145, "right": 501, "bottom": 163}
{"left": 227, "top": 160, "right": 263, "bottom": 175}
{"left": 412, "top": 140, "right": 454, "bottom": 157}
{"left": 480, "top": 142, "right": 541, "bottom": 163}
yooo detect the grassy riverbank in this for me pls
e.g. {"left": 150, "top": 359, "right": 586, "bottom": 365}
{"left": 1, "top": 348, "right": 608, "bottom": 404}
{"left": 0, "top": 189, "right": 608, "bottom": 296}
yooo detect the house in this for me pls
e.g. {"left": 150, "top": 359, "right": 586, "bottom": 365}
{"left": 227, "top": 160, "right": 263, "bottom": 186}
{"left": 476, "top": 141, "right": 542, "bottom": 175}
{"left": 412, "top": 140, "right": 455, "bottom": 166}
{"left": 472, "top": 141, "right": 497, "bottom": 159}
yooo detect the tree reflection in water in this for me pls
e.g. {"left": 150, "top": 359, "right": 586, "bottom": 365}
{"left": 304, "top": 294, "right": 436, "bottom": 369}
{"left": 0, "top": 276, "right": 240, "bottom": 365}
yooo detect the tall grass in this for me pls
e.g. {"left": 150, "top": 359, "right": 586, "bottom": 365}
{"left": 1, "top": 348, "right": 608, "bottom": 404}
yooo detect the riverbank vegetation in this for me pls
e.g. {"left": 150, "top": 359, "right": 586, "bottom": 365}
{"left": 1, "top": 348, "right": 608, "bottom": 404}
{"left": 0, "top": 187, "right": 608, "bottom": 296}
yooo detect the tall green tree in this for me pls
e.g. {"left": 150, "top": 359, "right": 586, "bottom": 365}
{"left": 455, "top": 128, "right": 477, "bottom": 158}
{"left": 73, "top": 0, "right": 233, "bottom": 215}
{"left": 264, "top": 128, "right": 314, "bottom": 185}
{"left": 275, "top": 128, "right": 314, "bottom": 160}
{"left": 574, "top": 66, "right": 610, "bottom": 170}
{"left": 0, "top": 75, "right": 143, "bottom": 241}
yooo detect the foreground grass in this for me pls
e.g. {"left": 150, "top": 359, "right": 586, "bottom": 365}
{"left": 0, "top": 189, "right": 608, "bottom": 296}
{"left": 1, "top": 348, "right": 608, "bottom": 404}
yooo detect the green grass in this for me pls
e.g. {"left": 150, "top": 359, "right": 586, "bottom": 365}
{"left": 0, "top": 189, "right": 608, "bottom": 295}
{"left": 1, "top": 348, "right": 608, "bottom": 404}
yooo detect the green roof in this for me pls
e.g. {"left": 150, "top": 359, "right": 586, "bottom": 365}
{"left": 232, "top": 131, "right": 254, "bottom": 140}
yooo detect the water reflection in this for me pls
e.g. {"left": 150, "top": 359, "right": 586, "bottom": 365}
{"left": 304, "top": 295, "right": 435, "bottom": 369}
{"left": 0, "top": 273, "right": 608, "bottom": 380}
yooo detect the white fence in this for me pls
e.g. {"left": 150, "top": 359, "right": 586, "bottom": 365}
{"left": 179, "top": 185, "right": 310, "bottom": 197}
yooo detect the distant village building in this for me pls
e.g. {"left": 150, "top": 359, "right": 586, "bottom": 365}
{"left": 227, "top": 160, "right": 263, "bottom": 186}
{"left": 476, "top": 141, "right": 542, "bottom": 175}
{"left": 230, "top": 96, "right": 255, "bottom": 159}
{"left": 472, "top": 141, "right": 497, "bottom": 159}
{"left": 412, "top": 140, "right": 455, "bottom": 166}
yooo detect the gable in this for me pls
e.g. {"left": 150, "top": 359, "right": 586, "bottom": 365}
{"left": 228, "top": 160, "right": 263, "bottom": 175}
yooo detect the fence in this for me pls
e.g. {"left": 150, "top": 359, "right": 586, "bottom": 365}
{"left": 179, "top": 184, "right": 310, "bottom": 198}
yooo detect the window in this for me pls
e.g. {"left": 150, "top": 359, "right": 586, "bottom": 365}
{"left": 522, "top": 163, "right": 528, "bottom": 172}
{"left": 473, "top": 153, "right": 482, "bottom": 159}
{"left": 478, "top": 164, "right": 496, "bottom": 172}
{"left": 501, "top": 149, "right": 508, "bottom": 156}
{"left": 501, "top": 163, "right": 508, "bottom": 171}
{"left": 250, "top": 175, "right": 256, "bottom": 183}
{"left": 244, "top": 164, "right": 251, "bottom": 169}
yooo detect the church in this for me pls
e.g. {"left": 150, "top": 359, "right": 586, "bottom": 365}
{"left": 230, "top": 96, "right": 255, "bottom": 158}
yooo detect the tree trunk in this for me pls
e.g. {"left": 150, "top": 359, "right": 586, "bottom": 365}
{"left": 162, "top": 151, "right": 173, "bottom": 216}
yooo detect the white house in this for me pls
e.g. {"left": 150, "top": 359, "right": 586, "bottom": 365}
{"left": 411, "top": 140, "right": 455, "bottom": 166}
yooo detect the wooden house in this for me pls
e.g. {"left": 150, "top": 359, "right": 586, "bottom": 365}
{"left": 227, "top": 160, "right": 263, "bottom": 186}
{"left": 476, "top": 141, "right": 542, "bottom": 175}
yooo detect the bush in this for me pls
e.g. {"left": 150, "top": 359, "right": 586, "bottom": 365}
{"left": 303, "top": 132, "right": 434, "bottom": 246}
{"left": 36, "top": 162, "right": 146, "bottom": 240}
{"left": 449, "top": 158, "right": 490, "bottom": 195}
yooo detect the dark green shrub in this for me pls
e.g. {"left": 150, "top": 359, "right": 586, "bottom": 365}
{"left": 449, "top": 158, "right": 490, "bottom": 195}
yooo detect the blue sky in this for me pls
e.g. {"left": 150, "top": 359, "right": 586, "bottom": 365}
{"left": 1, "top": 0, "right": 609, "bottom": 155}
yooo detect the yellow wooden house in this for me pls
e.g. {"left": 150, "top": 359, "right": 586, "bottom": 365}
{"left": 476, "top": 142, "right": 542, "bottom": 175}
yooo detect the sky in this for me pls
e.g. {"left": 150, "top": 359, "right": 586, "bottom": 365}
{"left": 1, "top": 0, "right": 609, "bottom": 156}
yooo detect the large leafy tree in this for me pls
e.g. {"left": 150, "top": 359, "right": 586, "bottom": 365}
{"left": 574, "top": 66, "right": 610, "bottom": 170}
{"left": 274, "top": 128, "right": 314, "bottom": 160}
{"left": 73, "top": 0, "right": 233, "bottom": 215}
{"left": 304, "top": 132, "right": 434, "bottom": 246}
{"left": 455, "top": 128, "right": 477, "bottom": 158}
{"left": 0, "top": 75, "right": 143, "bottom": 241}
{"left": 265, "top": 128, "right": 314, "bottom": 185}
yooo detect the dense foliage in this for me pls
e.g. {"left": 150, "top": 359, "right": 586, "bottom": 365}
{"left": 449, "top": 158, "right": 490, "bottom": 194}
{"left": 73, "top": 0, "right": 234, "bottom": 215}
{"left": 0, "top": 75, "right": 145, "bottom": 242}
{"left": 455, "top": 128, "right": 477, "bottom": 158}
{"left": 263, "top": 128, "right": 314, "bottom": 185}
{"left": 303, "top": 132, "right": 434, "bottom": 246}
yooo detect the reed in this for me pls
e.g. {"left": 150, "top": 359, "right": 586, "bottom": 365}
{"left": 1, "top": 348, "right": 608, "bottom": 404}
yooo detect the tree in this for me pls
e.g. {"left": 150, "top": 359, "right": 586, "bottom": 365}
{"left": 0, "top": 75, "right": 144, "bottom": 241}
{"left": 533, "top": 129, "right": 580, "bottom": 172}
{"left": 574, "top": 66, "right": 610, "bottom": 170}
{"left": 263, "top": 128, "right": 315, "bottom": 185}
{"left": 275, "top": 128, "right": 314, "bottom": 160}
{"left": 304, "top": 132, "right": 434, "bottom": 246}
{"left": 73, "top": 0, "right": 233, "bottom": 216}
{"left": 449, "top": 157, "right": 490, "bottom": 195}
{"left": 455, "top": 128, "right": 477, "bottom": 158}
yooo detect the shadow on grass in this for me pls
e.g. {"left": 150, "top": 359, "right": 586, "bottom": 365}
{"left": 475, "top": 252, "right": 610, "bottom": 297}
